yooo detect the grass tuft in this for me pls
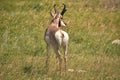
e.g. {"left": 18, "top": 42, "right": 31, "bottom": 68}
{"left": 0, "top": 0, "right": 120, "bottom": 80}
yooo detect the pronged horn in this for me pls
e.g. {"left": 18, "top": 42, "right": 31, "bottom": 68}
{"left": 61, "top": 3, "right": 67, "bottom": 16}
{"left": 54, "top": 4, "right": 59, "bottom": 13}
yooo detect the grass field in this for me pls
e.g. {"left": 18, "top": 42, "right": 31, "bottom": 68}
{"left": 0, "top": 0, "right": 120, "bottom": 80}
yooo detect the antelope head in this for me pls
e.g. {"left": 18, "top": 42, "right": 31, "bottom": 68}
{"left": 50, "top": 4, "right": 67, "bottom": 27}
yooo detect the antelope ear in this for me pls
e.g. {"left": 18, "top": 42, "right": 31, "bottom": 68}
{"left": 50, "top": 11, "right": 55, "bottom": 17}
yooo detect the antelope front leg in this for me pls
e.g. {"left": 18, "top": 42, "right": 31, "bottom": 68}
{"left": 53, "top": 46, "right": 62, "bottom": 72}
{"left": 46, "top": 45, "right": 50, "bottom": 71}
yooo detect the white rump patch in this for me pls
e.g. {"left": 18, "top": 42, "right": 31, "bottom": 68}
{"left": 55, "top": 30, "right": 62, "bottom": 46}
{"left": 55, "top": 30, "right": 69, "bottom": 46}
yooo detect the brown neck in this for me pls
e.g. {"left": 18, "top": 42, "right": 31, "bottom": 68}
{"left": 50, "top": 18, "right": 60, "bottom": 28}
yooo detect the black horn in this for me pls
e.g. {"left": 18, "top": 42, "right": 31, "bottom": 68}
{"left": 61, "top": 3, "right": 67, "bottom": 16}
{"left": 54, "top": 4, "right": 59, "bottom": 13}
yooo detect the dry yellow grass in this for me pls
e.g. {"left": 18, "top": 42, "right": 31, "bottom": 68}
{"left": 0, "top": 0, "right": 120, "bottom": 80}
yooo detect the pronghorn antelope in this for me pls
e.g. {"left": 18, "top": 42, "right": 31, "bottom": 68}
{"left": 44, "top": 4, "right": 69, "bottom": 71}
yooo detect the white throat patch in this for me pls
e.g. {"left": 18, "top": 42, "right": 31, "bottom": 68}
{"left": 60, "top": 20, "right": 66, "bottom": 27}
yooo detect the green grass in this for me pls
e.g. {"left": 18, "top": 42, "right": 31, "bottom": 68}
{"left": 0, "top": 0, "right": 120, "bottom": 80}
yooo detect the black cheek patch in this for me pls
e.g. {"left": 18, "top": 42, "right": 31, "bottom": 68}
{"left": 59, "top": 20, "right": 61, "bottom": 27}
